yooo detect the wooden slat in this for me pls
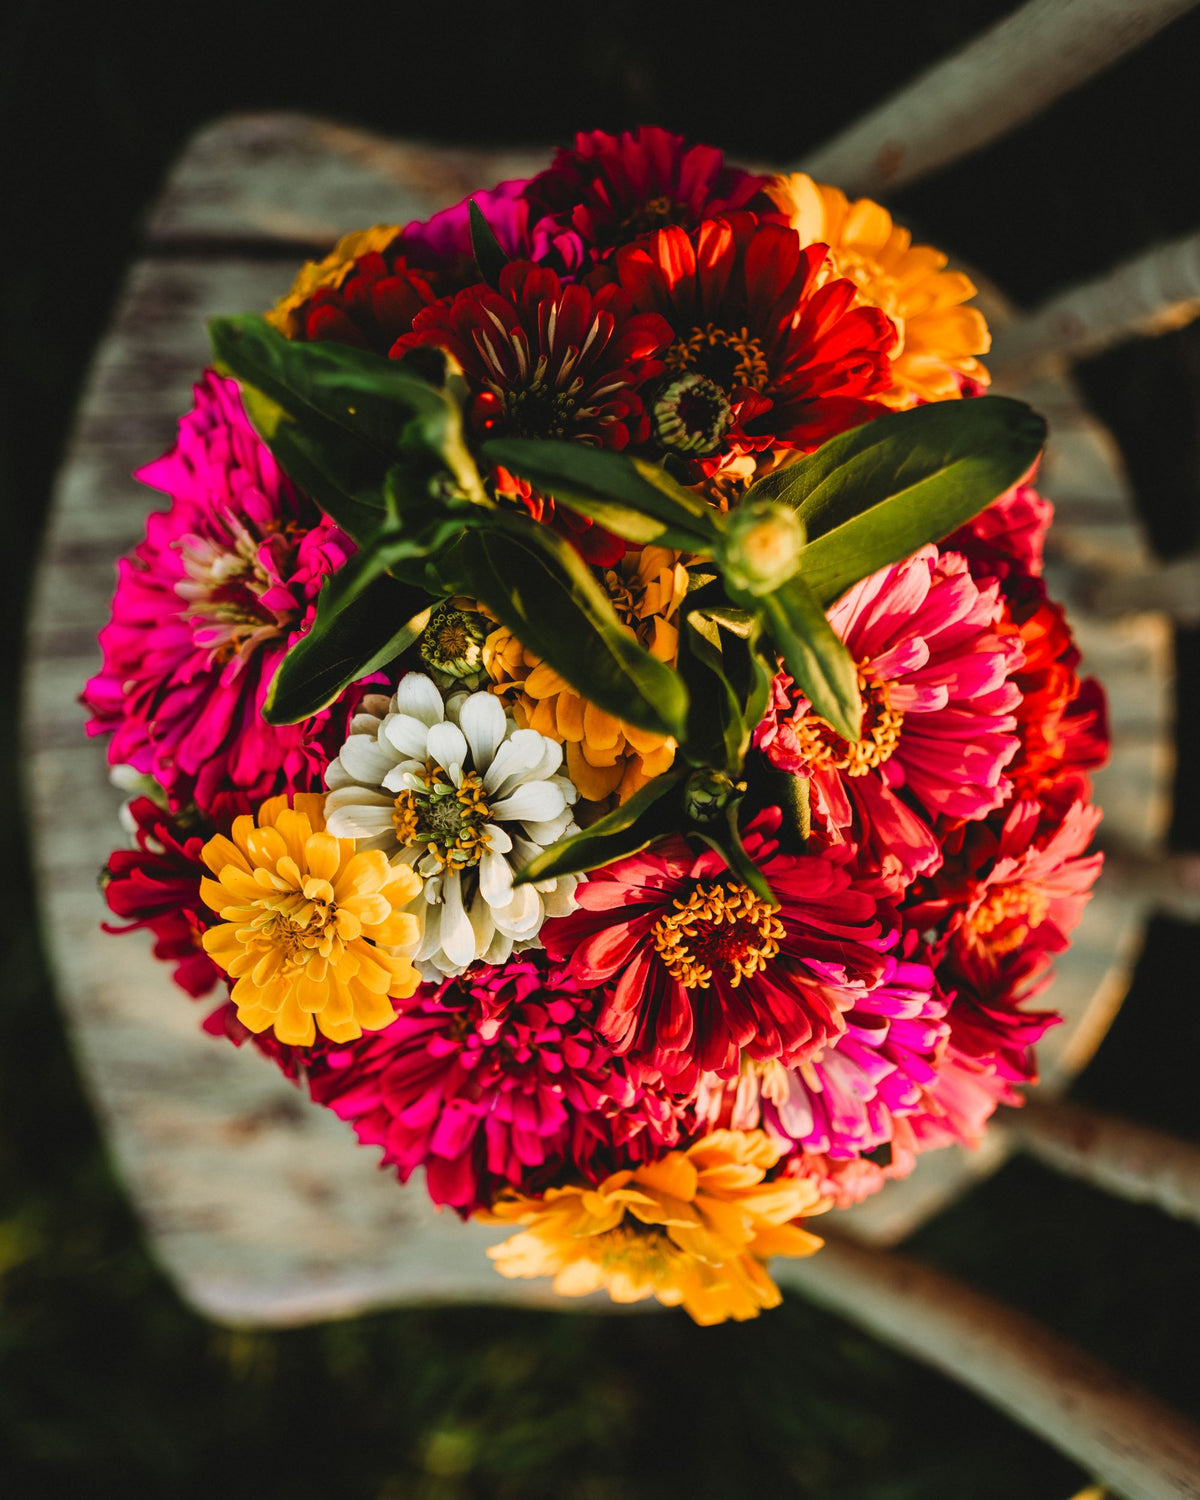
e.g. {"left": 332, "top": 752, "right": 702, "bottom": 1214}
{"left": 1004, "top": 1098, "right": 1200, "bottom": 1225}
{"left": 781, "top": 1238, "right": 1200, "bottom": 1500}
{"left": 800, "top": 0, "right": 1198, "bottom": 197}
{"left": 990, "top": 230, "right": 1200, "bottom": 377}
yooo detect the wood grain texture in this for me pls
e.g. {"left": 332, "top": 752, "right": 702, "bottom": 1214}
{"left": 23, "top": 113, "right": 1173, "bottom": 1321}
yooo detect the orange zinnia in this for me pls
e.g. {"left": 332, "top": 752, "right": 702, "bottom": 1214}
{"left": 769, "top": 172, "right": 991, "bottom": 407}
{"left": 481, "top": 1129, "right": 826, "bottom": 1325}
{"left": 199, "top": 792, "right": 421, "bottom": 1046}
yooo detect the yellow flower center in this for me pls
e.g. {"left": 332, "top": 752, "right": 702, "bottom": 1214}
{"left": 250, "top": 880, "right": 345, "bottom": 966}
{"left": 968, "top": 882, "right": 1050, "bottom": 955}
{"left": 652, "top": 881, "right": 785, "bottom": 990}
{"left": 790, "top": 671, "right": 904, "bottom": 776}
{"left": 393, "top": 765, "right": 494, "bottom": 871}
{"left": 666, "top": 323, "right": 771, "bottom": 393}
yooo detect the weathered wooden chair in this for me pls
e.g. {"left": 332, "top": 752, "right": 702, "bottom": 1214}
{"left": 23, "top": 2, "right": 1200, "bottom": 1494}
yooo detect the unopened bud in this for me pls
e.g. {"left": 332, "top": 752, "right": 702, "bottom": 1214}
{"left": 722, "top": 501, "right": 804, "bottom": 597}
{"left": 684, "top": 769, "right": 747, "bottom": 823}
{"left": 419, "top": 603, "right": 491, "bottom": 688}
{"left": 652, "top": 373, "right": 734, "bottom": 457}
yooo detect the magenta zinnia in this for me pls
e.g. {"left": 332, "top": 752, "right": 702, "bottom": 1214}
{"left": 307, "top": 955, "right": 683, "bottom": 1216}
{"left": 82, "top": 372, "right": 365, "bottom": 812}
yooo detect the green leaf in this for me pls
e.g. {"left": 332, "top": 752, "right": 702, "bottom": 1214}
{"left": 239, "top": 385, "right": 393, "bottom": 544}
{"left": 693, "top": 800, "right": 776, "bottom": 907}
{"left": 756, "top": 574, "right": 862, "bottom": 741}
{"left": 482, "top": 439, "right": 721, "bottom": 551}
{"left": 469, "top": 201, "right": 509, "bottom": 289}
{"left": 265, "top": 569, "right": 435, "bottom": 724}
{"left": 678, "top": 610, "right": 754, "bottom": 773}
{"left": 209, "top": 315, "right": 487, "bottom": 518}
{"left": 744, "top": 396, "right": 1046, "bottom": 545}
{"left": 513, "top": 772, "right": 687, "bottom": 886}
{"left": 445, "top": 514, "right": 688, "bottom": 740}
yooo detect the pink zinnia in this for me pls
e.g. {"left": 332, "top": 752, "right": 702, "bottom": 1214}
{"left": 755, "top": 545, "right": 1023, "bottom": 888}
{"left": 83, "top": 372, "right": 365, "bottom": 812}
{"left": 306, "top": 956, "right": 682, "bottom": 1217}
{"left": 541, "top": 808, "right": 902, "bottom": 1090}
{"left": 698, "top": 954, "right": 947, "bottom": 1166}
{"left": 523, "top": 126, "right": 776, "bottom": 259}
{"left": 946, "top": 480, "right": 1053, "bottom": 585}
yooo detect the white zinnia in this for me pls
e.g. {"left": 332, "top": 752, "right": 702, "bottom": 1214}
{"left": 324, "top": 672, "right": 583, "bottom": 979}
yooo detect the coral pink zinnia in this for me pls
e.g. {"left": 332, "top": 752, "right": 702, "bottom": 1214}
{"left": 307, "top": 955, "right": 683, "bottom": 1216}
{"left": 82, "top": 372, "right": 365, "bottom": 813}
{"left": 755, "top": 545, "right": 1023, "bottom": 888}
{"left": 541, "top": 808, "right": 903, "bottom": 1090}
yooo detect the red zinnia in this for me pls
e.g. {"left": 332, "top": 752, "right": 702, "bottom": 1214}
{"left": 541, "top": 809, "right": 903, "bottom": 1090}
{"left": 603, "top": 213, "right": 896, "bottom": 461}
{"left": 285, "top": 246, "right": 439, "bottom": 354}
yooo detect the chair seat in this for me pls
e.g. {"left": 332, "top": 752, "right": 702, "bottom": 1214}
{"left": 22, "top": 113, "right": 1172, "bottom": 1326}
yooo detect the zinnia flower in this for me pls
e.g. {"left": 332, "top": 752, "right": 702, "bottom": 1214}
{"left": 323, "top": 673, "right": 582, "bottom": 978}
{"left": 769, "top": 172, "right": 992, "bottom": 407}
{"left": 697, "top": 955, "right": 947, "bottom": 1166}
{"left": 754, "top": 545, "right": 1023, "bottom": 888}
{"left": 541, "top": 808, "right": 900, "bottom": 1089}
{"left": 391, "top": 260, "right": 674, "bottom": 561}
{"left": 604, "top": 212, "right": 896, "bottom": 464}
{"left": 199, "top": 792, "right": 422, "bottom": 1046}
{"left": 82, "top": 372, "right": 366, "bottom": 812}
{"left": 482, "top": 1129, "right": 827, "bottom": 1324}
{"left": 482, "top": 546, "right": 688, "bottom": 805}
{"left": 102, "top": 795, "right": 224, "bottom": 999}
{"left": 307, "top": 955, "right": 683, "bottom": 1216}
{"left": 398, "top": 178, "right": 585, "bottom": 283}
{"left": 523, "top": 127, "right": 776, "bottom": 260}
{"left": 267, "top": 227, "right": 439, "bottom": 352}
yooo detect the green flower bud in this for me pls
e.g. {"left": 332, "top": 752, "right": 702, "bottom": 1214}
{"left": 722, "top": 501, "right": 805, "bottom": 598}
{"left": 419, "top": 604, "right": 491, "bottom": 689}
{"left": 684, "top": 769, "right": 747, "bottom": 823}
{"left": 652, "top": 373, "right": 734, "bottom": 457}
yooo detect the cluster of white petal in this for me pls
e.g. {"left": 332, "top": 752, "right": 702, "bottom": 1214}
{"left": 324, "top": 673, "right": 582, "bottom": 979}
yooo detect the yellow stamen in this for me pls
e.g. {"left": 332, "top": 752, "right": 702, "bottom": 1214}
{"left": 792, "top": 671, "right": 904, "bottom": 776}
{"left": 651, "top": 881, "right": 785, "bottom": 990}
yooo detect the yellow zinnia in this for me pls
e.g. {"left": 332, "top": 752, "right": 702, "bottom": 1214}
{"left": 769, "top": 172, "right": 991, "bottom": 408}
{"left": 480, "top": 1129, "right": 827, "bottom": 1325}
{"left": 266, "top": 224, "right": 404, "bottom": 339}
{"left": 199, "top": 792, "right": 421, "bottom": 1047}
{"left": 482, "top": 546, "right": 689, "bottom": 807}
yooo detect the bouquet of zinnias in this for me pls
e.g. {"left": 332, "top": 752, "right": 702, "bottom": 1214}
{"left": 85, "top": 128, "right": 1108, "bottom": 1325}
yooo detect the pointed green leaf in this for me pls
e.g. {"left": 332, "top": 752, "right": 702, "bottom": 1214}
{"left": 513, "top": 771, "right": 687, "bottom": 886}
{"left": 265, "top": 568, "right": 435, "bottom": 724}
{"left": 756, "top": 574, "right": 862, "bottom": 741}
{"left": 743, "top": 396, "right": 1046, "bottom": 545}
{"left": 482, "top": 439, "right": 721, "bottom": 551}
{"left": 469, "top": 201, "right": 509, "bottom": 289}
{"left": 445, "top": 515, "right": 688, "bottom": 740}
{"left": 694, "top": 800, "right": 776, "bottom": 907}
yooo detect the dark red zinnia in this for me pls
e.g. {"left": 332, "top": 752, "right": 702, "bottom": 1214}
{"left": 391, "top": 260, "right": 674, "bottom": 561}
{"left": 523, "top": 126, "right": 777, "bottom": 259}
{"left": 289, "top": 247, "right": 440, "bottom": 354}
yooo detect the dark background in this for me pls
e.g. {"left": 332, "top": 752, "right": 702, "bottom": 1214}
{"left": 3, "top": 2, "right": 1200, "bottom": 1494}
